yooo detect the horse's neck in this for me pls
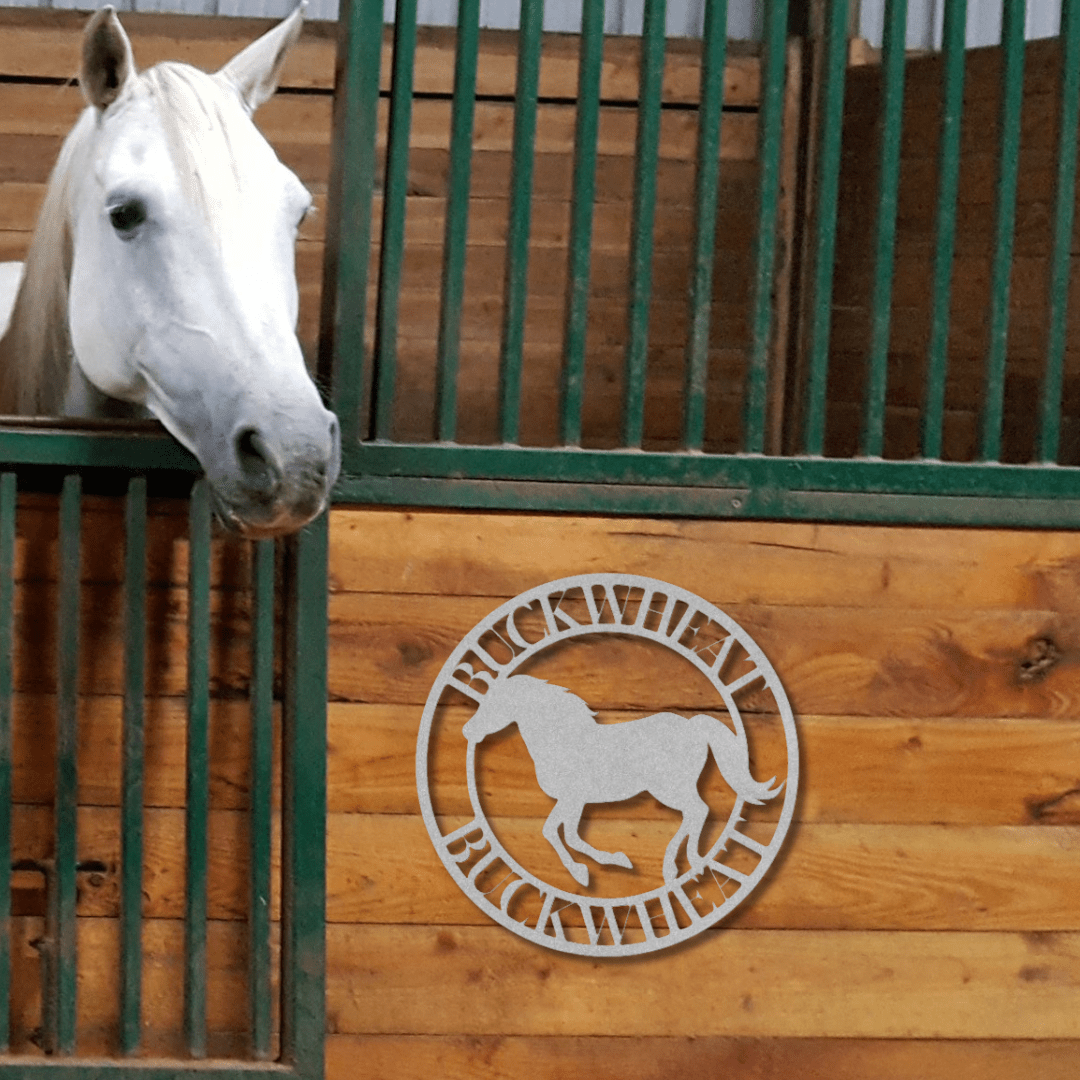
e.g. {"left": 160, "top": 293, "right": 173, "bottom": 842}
{"left": 515, "top": 704, "right": 582, "bottom": 761}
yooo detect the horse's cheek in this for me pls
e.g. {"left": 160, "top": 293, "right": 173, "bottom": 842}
{"left": 69, "top": 269, "right": 139, "bottom": 394}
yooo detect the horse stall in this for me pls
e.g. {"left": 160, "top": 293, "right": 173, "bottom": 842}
{"left": 1, "top": 0, "right": 1080, "bottom": 1077}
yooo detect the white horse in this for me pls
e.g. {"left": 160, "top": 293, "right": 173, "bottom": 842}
{"left": 462, "top": 674, "right": 783, "bottom": 887}
{"left": 0, "top": 5, "right": 339, "bottom": 537}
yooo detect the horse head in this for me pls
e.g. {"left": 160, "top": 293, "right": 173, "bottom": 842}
{"left": 461, "top": 675, "right": 579, "bottom": 745}
{"left": 64, "top": 5, "right": 338, "bottom": 537}
{"left": 461, "top": 677, "right": 516, "bottom": 743}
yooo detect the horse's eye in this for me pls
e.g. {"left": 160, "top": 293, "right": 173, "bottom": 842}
{"left": 108, "top": 199, "right": 147, "bottom": 236}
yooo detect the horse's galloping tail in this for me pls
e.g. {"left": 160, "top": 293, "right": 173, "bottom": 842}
{"left": 693, "top": 714, "right": 783, "bottom": 805}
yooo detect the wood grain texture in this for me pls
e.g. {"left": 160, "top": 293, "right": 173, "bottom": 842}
{"left": 326, "top": 509, "right": 1080, "bottom": 611}
{"left": 8, "top": 917, "right": 270, "bottom": 1052}
{"left": 2, "top": 503, "right": 1080, "bottom": 1057}
{"left": 325, "top": 590, "right": 1080, "bottom": 717}
{"left": 14, "top": 920, "right": 1077, "bottom": 1044}
{"left": 3, "top": 14, "right": 1078, "bottom": 1060}
{"left": 329, "top": 705, "right": 1080, "bottom": 825}
{"left": 3, "top": 696, "right": 259, "bottom": 810}
{"left": 326, "top": 816, "right": 1080, "bottom": 931}
{"left": 0, "top": 88, "right": 758, "bottom": 178}
{"left": 3, "top": 580, "right": 250, "bottom": 698}
{"left": 28, "top": 807, "right": 1080, "bottom": 931}
{"left": 327, "top": 1034, "right": 1080, "bottom": 1080}
{"left": 0, "top": 9, "right": 761, "bottom": 107}
{"left": 324, "top": 925, "right": 1080, "bottom": 1039}
{"left": 11, "top": 699, "right": 1080, "bottom": 827}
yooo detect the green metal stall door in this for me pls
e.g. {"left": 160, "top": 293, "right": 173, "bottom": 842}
{"left": 322, "top": 0, "right": 1080, "bottom": 528}
{"left": 0, "top": 429, "right": 326, "bottom": 1079}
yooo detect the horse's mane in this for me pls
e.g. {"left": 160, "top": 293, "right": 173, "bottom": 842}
{"left": 499, "top": 676, "right": 597, "bottom": 726}
{"left": 0, "top": 108, "right": 89, "bottom": 414}
{"left": 0, "top": 62, "right": 246, "bottom": 416}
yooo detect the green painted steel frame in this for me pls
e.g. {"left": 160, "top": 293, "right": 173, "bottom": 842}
{"left": 0, "top": 428, "right": 327, "bottom": 1078}
{"left": 336, "top": 443, "right": 1080, "bottom": 527}
{"left": 323, "top": 0, "right": 1080, "bottom": 531}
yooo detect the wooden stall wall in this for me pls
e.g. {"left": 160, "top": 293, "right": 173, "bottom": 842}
{"left": 6, "top": 499, "right": 1080, "bottom": 1074}
{"left": 0, "top": 8, "right": 788, "bottom": 452}
{"left": 326, "top": 507, "right": 1080, "bottom": 1077}
{"left": 831, "top": 38, "right": 1080, "bottom": 463}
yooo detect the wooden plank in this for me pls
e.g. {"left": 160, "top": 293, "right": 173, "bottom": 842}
{"left": 0, "top": 8, "right": 339, "bottom": 91}
{"left": 372, "top": 292, "right": 747, "bottom": 348}
{"left": 3, "top": 581, "right": 251, "bottom": 699}
{"left": 326, "top": 705, "right": 1080, "bottom": 825}
{"left": 13, "top": 805, "right": 277, "bottom": 922}
{"left": 375, "top": 345, "right": 747, "bottom": 449}
{"left": 831, "top": 34, "right": 1080, "bottom": 461}
{"left": 0, "top": 10, "right": 761, "bottom": 107}
{"left": 1, "top": 169, "right": 760, "bottom": 247}
{"left": 324, "top": 925, "right": 1080, "bottom": 1038}
{"left": 406, "top": 150, "right": 716, "bottom": 205}
{"left": 325, "top": 590, "right": 1080, "bottom": 717}
{"left": 13, "top": 698, "right": 1079, "bottom": 827}
{"left": 333, "top": 241, "right": 751, "bottom": 300}
{"left": 7, "top": 916, "right": 267, "bottom": 1050}
{"left": 830, "top": 298, "right": 1055, "bottom": 366}
{"left": 326, "top": 510, "right": 1080, "bottom": 611}
{"left": 326, "top": 1034, "right": 1080, "bottom": 1080}
{"left": 325, "top": 816, "right": 1080, "bottom": 931}
{"left": 30, "top": 806, "right": 1080, "bottom": 930}
{"left": 0, "top": 85, "right": 759, "bottom": 164}
{"left": 17, "top": 920, "right": 1079, "bottom": 1042}
{"left": 3, "top": 696, "right": 256, "bottom": 811}
{"left": 371, "top": 194, "right": 761, "bottom": 255}
{"left": 8, "top": 494, "right": 249, "bottom": 588}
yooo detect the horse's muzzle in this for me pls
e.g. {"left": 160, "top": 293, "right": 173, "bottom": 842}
{"left": 211, "top": 411, "right": 340, "bottom": 538}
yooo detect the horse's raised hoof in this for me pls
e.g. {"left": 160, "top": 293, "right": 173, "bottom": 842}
{"left": 600, "top": 850, "right": 633, "bottom": 871}
{"left": 567, "top": 861, "right": 590, "bottom": 888}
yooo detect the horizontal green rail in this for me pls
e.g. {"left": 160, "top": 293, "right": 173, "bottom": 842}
{"left": 336, "top": 442, "right": 1080, "bottom": 527}
{"left": 0, "top": 425, "right": 197, "bottom": 471}
{"left": 337, "top": 471, "right": 1080, "bottom": 529}
{"left": 341, "top": 442, "right": 1080, "bottom": 498}
{"left": 0, "top": 1062, "right": 295, "bottom": 1078}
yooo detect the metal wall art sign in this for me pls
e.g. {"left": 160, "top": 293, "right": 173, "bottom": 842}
{"left": 417, "top": 574, "right": 798, "bottom": 957}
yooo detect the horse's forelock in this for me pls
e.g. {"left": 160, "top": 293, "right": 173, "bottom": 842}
{"left": 141, "top": 62, "right": 247, "bottom": 230}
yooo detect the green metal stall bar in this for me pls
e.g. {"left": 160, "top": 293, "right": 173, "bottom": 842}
{"left": 321, "top": 0, "right": 1080, "bottom": 529}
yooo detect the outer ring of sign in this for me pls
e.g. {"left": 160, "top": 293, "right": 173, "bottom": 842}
{"left": 416, "top": 573, "right": 799, "bottom": 958}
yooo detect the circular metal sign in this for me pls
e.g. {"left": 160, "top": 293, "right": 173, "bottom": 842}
{"left": 417, "top": 574, "right": 798, "bottom": 957}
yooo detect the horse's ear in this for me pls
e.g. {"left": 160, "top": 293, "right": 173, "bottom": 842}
{"left": 81, "top": 7, "right": 136, "bottom": 111}
{"left": 216, "top": 2, "right": 305, "bottom": 114}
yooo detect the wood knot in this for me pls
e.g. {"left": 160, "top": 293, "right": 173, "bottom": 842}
{"left": 1018, "top": 637, "right": 1060, "bottom": 683}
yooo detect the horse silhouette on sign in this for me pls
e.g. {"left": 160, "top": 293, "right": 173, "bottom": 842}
{"left": 462, "top": 674, "right": 783, "bottom": 887}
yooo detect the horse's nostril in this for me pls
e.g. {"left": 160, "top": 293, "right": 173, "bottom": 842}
{"left": 235, "top": 427, "right": 282, "bottom": 498}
